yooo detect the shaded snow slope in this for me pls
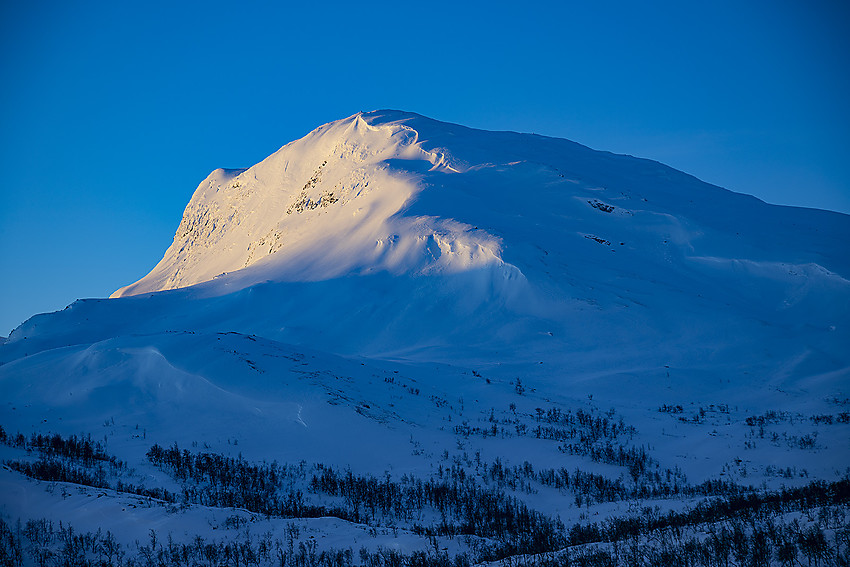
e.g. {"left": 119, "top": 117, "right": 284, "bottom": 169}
{"left": 2, "top": 109, "right": 849, "bottom": 450}
{"left": 2, "top": 111, "right": 849, "bottom": 560}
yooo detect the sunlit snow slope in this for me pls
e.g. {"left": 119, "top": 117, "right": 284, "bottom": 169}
{"left": 112, "top": 111, "right": 514, "bottom": 296}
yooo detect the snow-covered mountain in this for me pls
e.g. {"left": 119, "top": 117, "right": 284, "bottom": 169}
{"left": 2, "top": 111, "right": 848, "bottom": 565}
{"left": 12, "top": 110, "right": 850, "bottom": 368}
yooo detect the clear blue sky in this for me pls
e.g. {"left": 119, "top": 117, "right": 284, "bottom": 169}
{"left": 1, "top": 0, "right": 848, "bottom": 335}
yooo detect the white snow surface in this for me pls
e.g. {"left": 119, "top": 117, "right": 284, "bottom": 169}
{"left": 112, "top": 111, "right": 513, "bottom": 297}
{"left": 2, "top": 110, "right": 849, "bottom": 554}
{"left": 10, "top": 109, "right": 846, "bottom": 369}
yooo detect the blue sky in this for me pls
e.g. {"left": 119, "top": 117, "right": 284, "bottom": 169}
{"left": 1, "top": 0, "right": 848, "bottom": 335}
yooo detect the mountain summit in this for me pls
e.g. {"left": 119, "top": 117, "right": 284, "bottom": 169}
{"left": 113, "top": 110, "right": 513, "bottom": 297}
{"left": 116, "top": 110, "right": 848, "bottom": 301}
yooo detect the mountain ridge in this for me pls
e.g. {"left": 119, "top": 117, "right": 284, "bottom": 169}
{"left": 2, "top": 111, "right": 845, "bottom": 379}
{"left": 115, "top": 109, "right": 850, "bottom": 301}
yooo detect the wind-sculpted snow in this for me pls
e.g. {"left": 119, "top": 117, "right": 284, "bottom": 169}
{"left": 2, "top": 111, "right": 849, "bottom": 565}
{"left": 112, "top": 112, "right": 516, "bottom": 298}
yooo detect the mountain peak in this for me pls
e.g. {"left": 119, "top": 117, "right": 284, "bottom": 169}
{"left": 112, "top": 111, "right": 504, "bottom": 298}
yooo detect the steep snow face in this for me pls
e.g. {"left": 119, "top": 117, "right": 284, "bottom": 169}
{"left": 112, "top": 111, "right": 514, "bottom": 298}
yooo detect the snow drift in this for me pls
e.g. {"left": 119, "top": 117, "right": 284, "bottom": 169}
{"left": 2, "top": 111, "right": 849, "bottom": 558}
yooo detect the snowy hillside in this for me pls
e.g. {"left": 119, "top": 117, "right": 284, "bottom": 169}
{"left": 1, "top": 111, "right": 849, "bottom": 565}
